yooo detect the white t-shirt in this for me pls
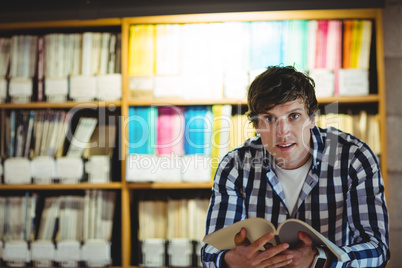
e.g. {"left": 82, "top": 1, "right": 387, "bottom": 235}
{"left": 274, "top": 157, "right": 312, "bottom": 216}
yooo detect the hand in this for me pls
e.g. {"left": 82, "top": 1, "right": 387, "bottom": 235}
{"left": 281, "top": 231, "right": 317, "bottom": 268}
{"left": 224, "top": 227, "right": 293, "bottom": 268}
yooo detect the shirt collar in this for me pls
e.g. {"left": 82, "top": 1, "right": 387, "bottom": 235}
{"left": 310, "top": 126, "right": 324, "bottom": 174}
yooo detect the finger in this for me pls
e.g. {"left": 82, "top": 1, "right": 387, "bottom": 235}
{"left": 270, "top": 257, "right": 293, "bottom": 267}
{"left": 260, "top": 242, "right": 290, "bottom": 260}
{"left": 249, "top": 232, "right": 275, "bottom": 252}
{"left": 259, "top": 250, "right": 293, "bottom": 267}
{"left": 234, "top": 227, "right": 250, "bottom": 246}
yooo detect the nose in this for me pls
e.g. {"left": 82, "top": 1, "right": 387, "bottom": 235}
{"left": 276, "top": 118, "right": 290, "bottom": 136}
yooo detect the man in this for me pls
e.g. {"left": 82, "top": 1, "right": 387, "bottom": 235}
{"left": 201, "top": 66, "right": 390, "bottom": 267}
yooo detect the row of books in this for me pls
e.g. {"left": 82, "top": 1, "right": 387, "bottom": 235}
{"left": 0, "top": 109, "right": 117, "bottom": 184}
{"left": 0, "top": 110, "right": 71, "bottom": 159}
{"left": 137, "top": 198, "right": 209, "bottom": 241}
{"left": 0, "top": 191, "right": 115, "bottom": 266}
{"left": 0, "top": 190, "right": 115, "bottom": 242}
{"left": 41, "top": 191, "right": 116, "bottom": 242}
{"left": 316, "top": 111, "right": 381, "bottom": 156}
{"left": 1, "top": 240, "right": 113, "bottom": 267}
{"left": 139, "top": 238, "right": 203, "bottom": 267}
{"left": 0, "top": 193, "right": 37, "bottom": 242}
{"left": 128, "top": 105, "right": 255, "bottom": 156}
{"left": 0, "top": 109, "right": 117, "bottom": 159}
{"left": 126, "top": 105, "right": 381, "bottom": 182}
{"left": 127, "top": 105, "right": 255, "bottom": 180}
{"left": 128, "top": 19, "right": 372, "bottom": 100}
{"left": 0, "top": 32, "right": 121, "bottom": 103}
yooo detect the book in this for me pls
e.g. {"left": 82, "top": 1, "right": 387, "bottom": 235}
{"left": 66, "top": 117, "right": 98, "bottom": 157}
{"left": 203, "top": 217, "right": 350, "bottom": 262}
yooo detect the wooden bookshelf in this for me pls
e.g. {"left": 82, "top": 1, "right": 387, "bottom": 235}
{"left": 0, "top": 8, "right": 387, "bottom": 268}
{"left": 0, "top": 100, "right": 122, "bottom": 109}
{"left": 127, "top": 182, "right": 213, "bottom": 190}
{"left": 0, "top": 182, "right": 122, "bottom": 190}
{"left": 120, "top": 8, "right": 387, "bottom": 267}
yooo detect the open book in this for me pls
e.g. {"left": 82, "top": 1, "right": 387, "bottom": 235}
{"left": 203, "top": 217, "right": 350, "bottom": 262}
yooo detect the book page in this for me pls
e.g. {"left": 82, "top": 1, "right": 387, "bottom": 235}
{"left": 278, "top": 219, "right": 350, "bottom": 262}
{"left": 203, "top": 218, "right": 276, "bottom": 250}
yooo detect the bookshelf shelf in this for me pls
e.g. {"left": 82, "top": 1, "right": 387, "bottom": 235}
{"left": 0, "top": 182, "right": 123, "bottom": 190}
{"left": 318, "top": 94, "right": 380, "bottom": 104}
{"left": 0, "top": 100, "right": 122, "bottom": 109}
{"left": 127, "top": 95, "right": 380, "bottom": 107}
{"left": 127, "top": 182, "right": 213, "bottom": 189}
{"left": 128, "top": 98, "right": 247, "bottom": 106}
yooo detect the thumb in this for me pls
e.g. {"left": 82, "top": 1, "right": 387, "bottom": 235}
{"left": 297, "top": 231, "right": 313, "bottom": 246}
{"left": 234, "top": 227, "right": 250, "bottom": 246}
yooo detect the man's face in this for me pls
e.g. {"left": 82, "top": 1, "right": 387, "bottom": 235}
{"left": 255, "top": 98, "right": 315, "bottom": 170}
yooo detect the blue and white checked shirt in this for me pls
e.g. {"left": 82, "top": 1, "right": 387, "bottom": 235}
{"left": 202, "top": 126, "right": 390, "bottom": 268}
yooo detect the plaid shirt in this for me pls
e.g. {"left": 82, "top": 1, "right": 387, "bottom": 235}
{"left": 202, "top": 126, "right": 390, "bottom": 268}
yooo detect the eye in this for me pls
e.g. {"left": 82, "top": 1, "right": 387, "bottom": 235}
{"left": 264, "top": 115, "right": 276, "bottom": 122}
{"left": 290, "top": 113, "right": 300, "bottom": 120}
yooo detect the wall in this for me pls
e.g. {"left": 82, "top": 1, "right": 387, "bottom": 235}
{"left": 384, "top": 1, "right": 402, "bottom": 267}
{"left": 0, "top": 0, "right": 385, "bottom": 23}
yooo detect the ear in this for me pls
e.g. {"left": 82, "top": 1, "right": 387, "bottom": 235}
{"left": 309, "top": 113, "right": 316, "bottom": 129}
{"left": 253, "top": 122, "right": 260, "bottom": 134}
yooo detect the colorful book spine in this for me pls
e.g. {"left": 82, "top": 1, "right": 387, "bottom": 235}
{"left": 156, "top": 106, "right": 184, "bottom": 156}
{"left": 128, "top": 25, "right": 155, "bottom": 76}
{"left": 128, "top": 106, "right": 157, "bottom": 154}
{"left": 184, "top": 106, "right": 207, "bottom": 155}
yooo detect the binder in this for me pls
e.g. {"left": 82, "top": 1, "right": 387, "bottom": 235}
{"left": 31, "top": 240, "right": 56, "bottom": 267}
{"left": 85, "top": 155, "right": 110, "bottom": 183}
{"left": 55, "top": 240, "right": 81, "bottom": 267}
{"left": 9, "top": 77, "right": 33, "bottom": 104}
{"left": 3, "top": 240, "right": 30, "bottom": 267}
{"left": 167, "top": 238, "right": 193, "bottom": 267}
{"left": 44, "top": 77, "right": 69, "bottom": 103}
{"left": 81, "top": 239, "right": 111, "bottom": 267}
{"left": 96, "top": 73, "right": 122, "bottom": 101}
{"left": 56, "top": 157, "right": 84, "bottom": 183}
{"left": 69, "top": 75, "right": 97, "bottom": 101}
{"left": 31, "top": 156, "right": 56, "bottom": 184}
{"left": 4, "top": 157, "right": 31, "bottom": 184}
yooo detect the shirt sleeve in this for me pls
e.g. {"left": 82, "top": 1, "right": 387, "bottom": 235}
{"left": 331, "top": 146, "right": 390, "bottom": 268}
{"left": 201, "top": 152, "right": 246, "bottom": 267}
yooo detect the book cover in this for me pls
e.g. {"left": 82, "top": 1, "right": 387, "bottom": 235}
{"left": 203, "top": 217, "right": 350, "bottom": 262}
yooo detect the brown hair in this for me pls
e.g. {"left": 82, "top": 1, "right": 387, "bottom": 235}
{"left": 246, "top": 65, "right": 318, "bottom": 127}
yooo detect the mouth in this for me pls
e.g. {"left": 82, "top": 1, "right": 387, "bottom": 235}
{"left": 276, "top": 143, "right": 295, "bottom": 151}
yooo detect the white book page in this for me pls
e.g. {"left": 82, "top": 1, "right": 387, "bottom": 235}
{"left": 278, "top": 219, "right": 350, "bottom": 262}
{"left": 203, "top": 218, "right": 276, "bottom": 250}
